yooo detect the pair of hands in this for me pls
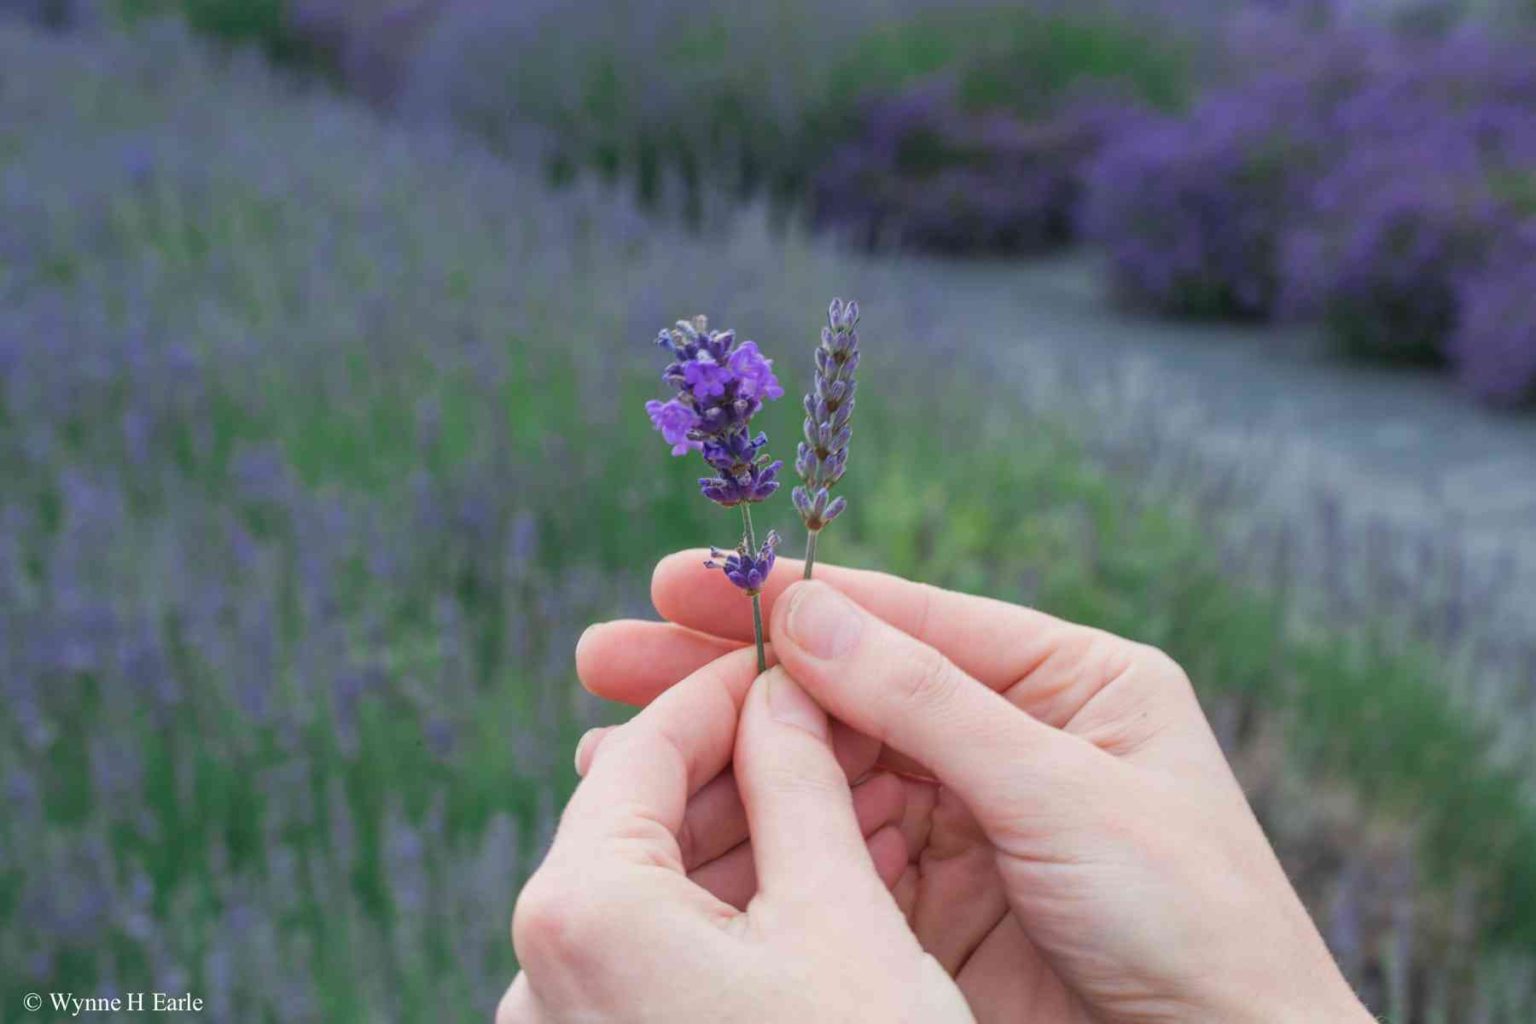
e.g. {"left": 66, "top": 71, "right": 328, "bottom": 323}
{"left": 497, "top": 553, "right": 1372, "bottom": 1023}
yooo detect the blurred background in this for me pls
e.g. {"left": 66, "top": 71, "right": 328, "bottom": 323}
{"left": 2, "top": 0, "right": 1535, "bottom": 1019}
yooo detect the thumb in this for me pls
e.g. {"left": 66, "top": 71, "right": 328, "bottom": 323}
{"left": 734, "top": 667, "right": 895, "bottom": 909}
{"left": 769, "top": 581, "right": 1106, "bottom": 840}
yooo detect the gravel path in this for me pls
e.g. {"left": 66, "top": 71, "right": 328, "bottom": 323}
{"left": 892, "top": 250, "right": 1536, "bottom": 745}
{"left": 919, "top": 252, "right": 1536, "bottom": 546}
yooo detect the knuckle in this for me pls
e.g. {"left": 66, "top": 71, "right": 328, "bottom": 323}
{"left": 755, "top": 759, "right": 847, "bottom": 802}
{"left": 1131, "top": 641, "right": 1194, "bottom": 692}
{"left": 511, "top": 871, "right": 604, "bottom": 972}
{"left": 897, "top": 644, "right": 965, "bottom": 714}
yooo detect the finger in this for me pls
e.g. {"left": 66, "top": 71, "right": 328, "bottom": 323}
{"left": 553, "top": 645, "right": 757, "bottom": 861}
{"left": 576, "top": 620, "right": 741, "bottom": 705}
{"left": 573, "top": 726, "right": 616, "bottom": 776}
{"left": 912, "top": 803, "right": 1009, "bottom": 974}
{"left": 769, "top": 581, "right": 1108, "bottom": 840}
{"left": 733, "top": 667, "right": 889, "bottom": 906}
{"left": 678, "top": 770, "right": 749, "bottom": 869}
{"left": 867, "top": 824, "right": 910, "bottom": 892}
{"left": 690, "top": 773, "right": 907, "bottom": 908}
{"left": 577, "top": 619, "right": 883, "bottom": 770}
{"left": 575, "top": 704, "right": 882, "bottom": 870}
{"left": 650, "top": 550, "right": 1127, "bottom": 729}
{"left": 892, "top": 865, "right": 919, "bottom": 923}
{"left": 896, "top": 776, "right": 938, "bottom": 860}
{"left": 682, "top": 767, "right": 903, "bottom": 873}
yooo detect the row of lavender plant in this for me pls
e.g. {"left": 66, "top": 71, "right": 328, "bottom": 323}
{"left": 1083, "top": 9, "right": 1536, "bottom": 405}
{"left": 3, "top": 16, "right": 1535, "bottom": 1021}
{"left": 20, "top": 1, "right": 1535, "bottom": 406}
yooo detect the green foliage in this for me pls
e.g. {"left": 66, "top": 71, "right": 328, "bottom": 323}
{"left": 822, "top": 6, "right": 1194, "bottom": 120}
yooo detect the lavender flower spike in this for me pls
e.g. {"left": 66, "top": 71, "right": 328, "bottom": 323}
{"left": 646, "top": 313, "right": 786, "bottom": 670}
{"left": 793, "top": 298, "right": 860, "bottom": 578}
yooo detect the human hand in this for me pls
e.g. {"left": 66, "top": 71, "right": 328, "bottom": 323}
{"left": 495, "top": 645, "right": 973, "bottom": 1023}
{"left": 576, "top": 553, "right": 1373, "bottom": 1024}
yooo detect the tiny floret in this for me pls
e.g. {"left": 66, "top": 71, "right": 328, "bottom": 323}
{"left": 726, "top": 341, "right": 785, "bottom": 401}
{"left": 646, "top": 398, "right": 702, "bottom": 456}
{"left": 705, "top": 530, "right": 781, "bottom": 595}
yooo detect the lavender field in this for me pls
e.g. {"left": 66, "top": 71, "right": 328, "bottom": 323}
{"left": 2, "top": 6, "right": 1536, "bottom": 1023}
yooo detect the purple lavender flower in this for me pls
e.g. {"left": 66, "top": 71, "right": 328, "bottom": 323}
{"left": 647, "top": 314, "right": 785, "bottom": 668}
{"left": 793, "top": 299, "right": 859, "bottom": 578}
{"left": 648, "top": 315, "right": 783, "bottom": 507}
{"left": 704, "top": 531, "right": 781, "bottom": 596}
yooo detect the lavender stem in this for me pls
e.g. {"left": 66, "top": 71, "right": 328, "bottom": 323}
{"left": 741, "top": 503, "right": 767, "bottom": 672}
{"left": 803, "top": 529, "right": 819, "bottom": 580}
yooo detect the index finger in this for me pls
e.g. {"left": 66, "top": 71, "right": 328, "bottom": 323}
{"left": 651, "top": 550, "right": 1112, "bottom": 724}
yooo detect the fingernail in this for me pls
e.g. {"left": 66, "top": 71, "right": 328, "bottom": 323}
{"left": 785, "top": 584, "right": 862, "bottom": 659}
{"left": 766, "top": 668, "right": 829, "bottom": 740}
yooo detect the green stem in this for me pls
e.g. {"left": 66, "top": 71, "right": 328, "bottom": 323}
{"left": 750, "top": 593, "right": 766, "bottom": 673}
{"left": 803, "top": 528, "right": 819, "bottom": 580}
{"left": 741, "top": 504, "right": 766, "bottom": 673}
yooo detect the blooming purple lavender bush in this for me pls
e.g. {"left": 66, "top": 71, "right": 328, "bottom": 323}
{"left": 1087, "top": 13, "right": 1536, "bottom": 394}
{"left": 1081, "top": 37, "right": 1362, "bottom": 318}
{"left": 1277, "top": 32, "right": 1536, "bottom": 362}
{"left": 1279, "top": 130, "right": 1503, "bottom": 362}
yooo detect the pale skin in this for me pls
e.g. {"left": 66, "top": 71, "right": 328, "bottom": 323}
{"left": 497, "top": 552, "right": 1376, "bottom": 1023}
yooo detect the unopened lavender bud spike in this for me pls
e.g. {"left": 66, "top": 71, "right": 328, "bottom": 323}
{"left": 794, "top": 298, "right": 861, "bottom": 579}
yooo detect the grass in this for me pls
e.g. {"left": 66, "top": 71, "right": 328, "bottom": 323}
{"left": 1, "top": 19, "right": 1533, "bottom": 1022}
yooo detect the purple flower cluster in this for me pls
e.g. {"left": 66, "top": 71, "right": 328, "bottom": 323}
{"left": 704, "top": 530, "right": 781, "bottom": 595}
{"left": 1083, "top": 56, "right": 1347, "bottom": 318}
{"left": 1084, "top": 16, "right": 1536, "bottom": 403}
{"left": 1279, "top": 128, "right": 1503, "bottom": 362}
{"left": 646, "top": 315, "right": 785, "bottom": 507}
{"left": 793, "top": 299, "right": 859, "bottom": 534}
{"left": 1275, "top": 32, "right": 1536, "bottom": 362}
